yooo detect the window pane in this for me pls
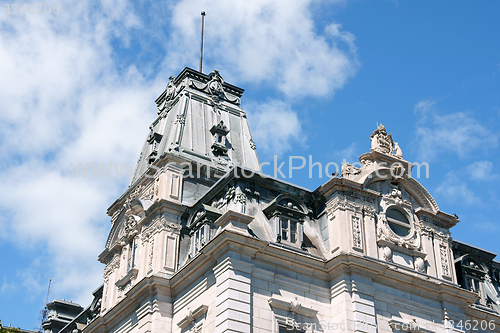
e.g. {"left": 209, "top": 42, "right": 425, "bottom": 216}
{"left": 291, "top": 232, "right": 296, "bottom": 244}
{"left": 387, "top": 208, "right": 409, "bottom": 225}
{"left": 388, "top": 222, "right": 409, "bottom": 237}
{"left": 281, "top": 218, "right": 287, "bottom": 229}
{"left": 282, "top": 229, "right": 288, "bottom": 241}
{"left": 290, "top": 221, "right": 296, "bottom": 232}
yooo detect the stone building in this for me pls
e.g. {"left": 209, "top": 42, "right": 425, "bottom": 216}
{"left": 48, "top": 67, "right": 500, "bottom": 333}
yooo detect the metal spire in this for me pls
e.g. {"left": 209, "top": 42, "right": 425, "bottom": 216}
{"left": 199, "top": 11, "right": 205, "bottom": 73}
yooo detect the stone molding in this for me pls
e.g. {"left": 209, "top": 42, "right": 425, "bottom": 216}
{"left": 326, "top": 196, "right": 375, "bottom": 218}
{"left": 177, "top": 304, "right": 208, "bottom": 330}
{"left": 268, "top": 297, "right": 318, "bottom": 317}
{"left": 214, "top": 210, "right": 253, "bottom": 235}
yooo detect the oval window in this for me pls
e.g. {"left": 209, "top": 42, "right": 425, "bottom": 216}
{"left": 386, "top": 207, "right": 411, "bottom": 237}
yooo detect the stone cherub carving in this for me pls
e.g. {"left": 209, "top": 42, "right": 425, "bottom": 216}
{"left": 370, "top": 124, "right": 394, "bottom": 154}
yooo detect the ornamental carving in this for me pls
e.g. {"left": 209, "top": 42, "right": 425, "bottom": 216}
{"left": 440, "top": 244, "right": 450, "bottom": 276}
{"left": 111, "top": 208, "right": 123, "bottom": 225}
{"left": 123, "top": 214, "right": 138, "bottom": 237}
{"left": 175, "top": 114, "right": 185, "bottom": 124}
{"left": 370, "top": 124, "right": 394, "bottom": 154}
{"left": 352, "top": 216, "right": 363, "bottom": 250}
{"left": 141, "top": 216, "right": 182, "bottom": 243}
{"left": 140, "top": 184, "right": 155, "bottom": 201}
{"left": 148, "top": 237, "right": 155, "bottom": 274}
{"left": 414, "top": 257, "right": 426, "bottom": 273}
{"left": 216, "top": 157, "right": 233, "bottom": 167}
{"left": 103, "top": 253, "right": 121, "bottom": 278}
{"left": 249, "top": 139, "right": 256, "bottom": 150}
{"left": 381, "top": 188, "right": 410, "bottom": 207}
{"left": 225, "top": 186, "right": 236, "bottom": 201}
{"left": 328, "top": 197, "right": 362, "bottom": 214}
{"left": 129, "top": 185, "right": 143, "bottom": 200}
{"left": 189, "top": 70, "right": 241, "bottom": 105}
{"left": 341, "top": 164, "right": 361, "bottom": 179}
{"left": 210, "top": 186, "right": 239, "bottom": 209}
{"left": 382, "top": 246, "right": 393, "bottom": 262}
{"left": 157, "top": 76, "right": 181, "bottom": 115}
{"left": 420, "top": 225, "right": 450, "bottom": 242}
{"left": 234, "top": 192, "right": 246, "bottom": 204}
{"left": 362, "top": 205, "right": 376, "bottom": 217}
{"left": 101, "top": 277, "right": 108, "bottom": 312}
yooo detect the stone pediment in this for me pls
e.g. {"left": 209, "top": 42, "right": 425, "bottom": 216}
{"left": 263, "top": 195, "right": 308, "bottom": 220}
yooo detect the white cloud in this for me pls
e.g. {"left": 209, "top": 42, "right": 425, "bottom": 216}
{"left": 166, "top": 0, "right": 358, "bottom": 98}
{"left": 332, "top": 143, "right": 358, "bottom": 164}
{"left": 466, "top": 161, "right": 496, "bottom": 181}
{"left": 414, "top": 99, "right": 436, "bottom": 121}
{"left": 436, "top": 171, "right": 480, "bottom": 206}
{"left": 247, "top": 100, "right": 305, "bottom": 157}
{"left": 0, "top": 0, "right": 159, "bottom": 309}
{"left": 162, "top": 0, "right": 358, "bottom": 156}
{"left": 414, "top": 102, "right": 498, "bottom": 160}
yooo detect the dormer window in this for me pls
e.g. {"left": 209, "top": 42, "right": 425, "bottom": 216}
{"left": 188, "top": 205, "right": 222, "bottom": 257}
{"left": 147, "top": 131, "right": 163, "bottom": 164}
{"left": 264, "top": 196, "right": 307, "bottom": 249}
{"left": 458, "top": 257, "right": 487, "bottom": 304}
{"left": 210, "top": 120, "right": 230, "bottom": 156}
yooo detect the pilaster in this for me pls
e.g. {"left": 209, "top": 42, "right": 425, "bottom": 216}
{"left": 214, "top": 256, "right": 253, "bottom": 333}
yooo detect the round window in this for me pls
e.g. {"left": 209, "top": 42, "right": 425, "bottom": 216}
{"left": 386, "top": 207, "right": 411, "bottom": 237}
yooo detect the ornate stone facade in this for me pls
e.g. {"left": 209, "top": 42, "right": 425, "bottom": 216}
{"left": 52, "top": 69, "right": 500, "bottom": 333}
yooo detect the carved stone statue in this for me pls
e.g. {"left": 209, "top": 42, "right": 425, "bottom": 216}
{"left": 157, "top": 76, "right": 177, "bottom": 114}
{"left": 370, "top": 124, "right": 393, "bottom": 154}
{"left": 208, "top": 70, "right": 224, "bottom": 96}
{"left": 165, "top": 76, "right": 176, "bottom": 101}
{"left": 394, "top": 142, "right": 403, "bottom": 159}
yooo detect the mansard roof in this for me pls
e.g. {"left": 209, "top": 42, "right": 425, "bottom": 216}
{"left": 129, "top": 67, "right": 260, "bottom": 185}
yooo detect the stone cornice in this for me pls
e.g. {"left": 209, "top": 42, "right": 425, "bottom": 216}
{"left": 315, "top": 177, "right": 380, "bottom": 201}
{"left": 325, "top": 252, "right": 477, "bottom": 306}
{"left": 169, "top": 226, "right": 478, "bottom": 310}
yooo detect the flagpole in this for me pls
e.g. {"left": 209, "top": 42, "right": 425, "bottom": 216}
{"left": 200, "top": 11, "right": 205, "bottom": 73}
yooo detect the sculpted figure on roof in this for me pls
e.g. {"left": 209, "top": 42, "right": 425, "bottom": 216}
{"left": 370, "top": 123, "right": 394, "bottom": 154}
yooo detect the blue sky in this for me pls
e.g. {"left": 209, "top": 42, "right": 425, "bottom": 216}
{"left": 1, "top": 0, "right": 499, "bottom": 329}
